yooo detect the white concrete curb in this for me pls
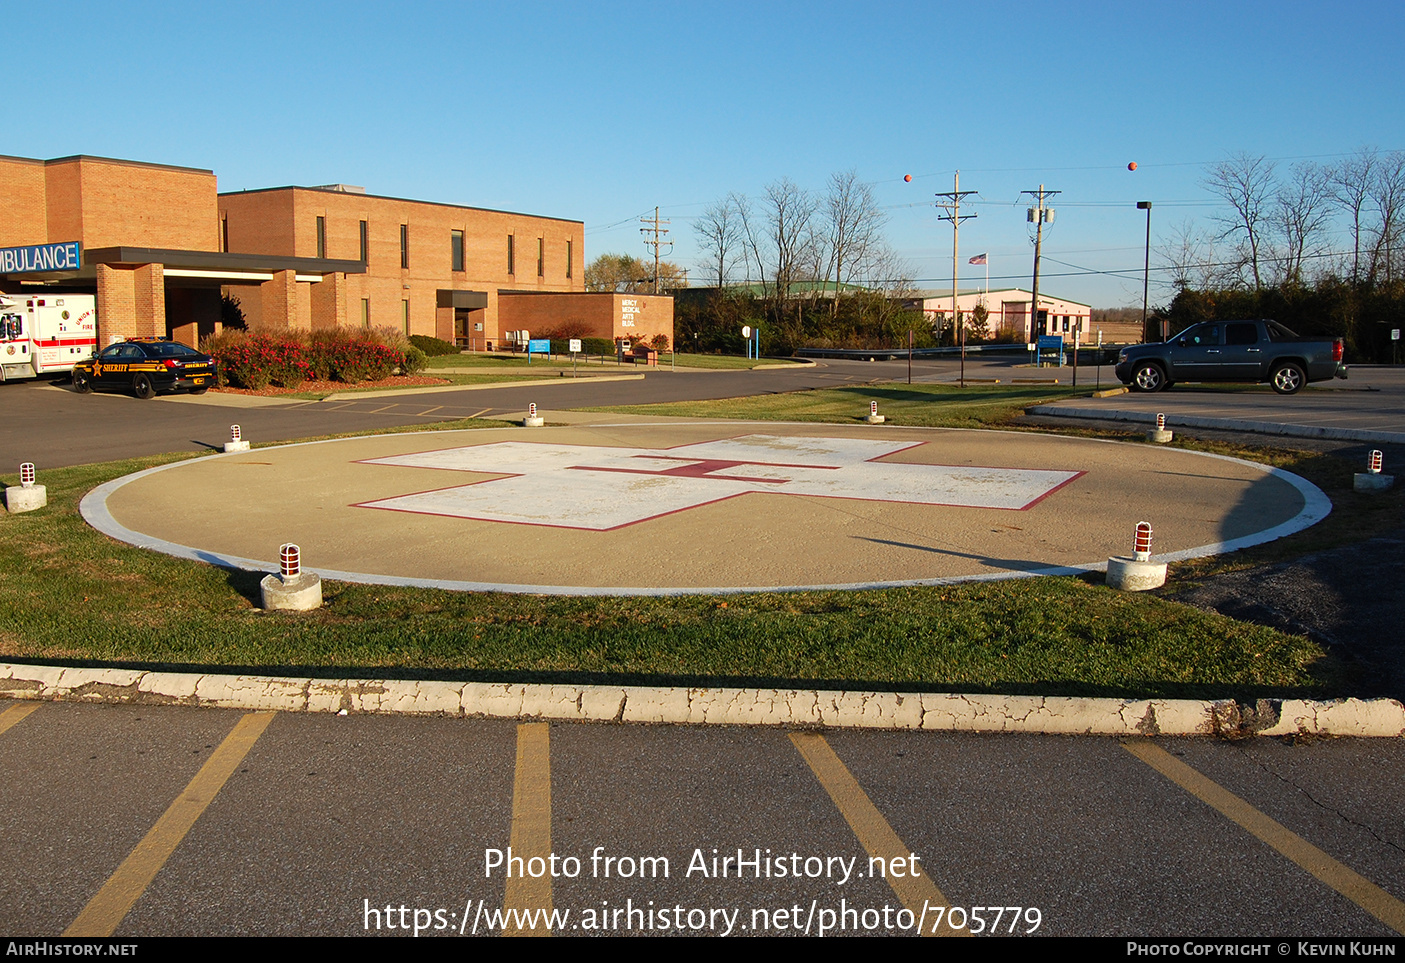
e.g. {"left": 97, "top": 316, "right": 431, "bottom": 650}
{"left": 2, "top": 663, "right": 1400, "bottom": 737}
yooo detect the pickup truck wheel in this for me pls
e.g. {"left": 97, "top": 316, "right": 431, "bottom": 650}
{"left": 1270, "top": 362, "right": 1305, "bottom": 395}
{"left": 73, "top": 370, "right": 92, "bottom": 393}
{"left": 1131, "top": 363, "right": 1167, "bottom": 393}
{"left": 132, "top": 374, "right": 156, "bottom": 400}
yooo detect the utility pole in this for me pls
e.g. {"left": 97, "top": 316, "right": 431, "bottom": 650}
{"left": 1136, "top": 201, "right": 1155, "bottom": 340}
{"left": 639, "top": 207, "right": 672, "bottom": 294}
{"left": 935, "top": 172, "right": 977, "bottom": 387}
{"left": 1021, "top": 185, "right": 1059, "bottom": 350}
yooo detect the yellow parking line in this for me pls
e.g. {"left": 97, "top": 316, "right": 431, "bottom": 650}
{"left": 790, "top": 733, "right": 966, "bottom": 937}
{"left": 503, "top": 722, "right": 553, "bottom": 937}
{"left": 64, "top": 711, "right": 276, "bottom": 937}
{"left": 1124, "top": 741, "right": 1405, "bottom": 935}
{"left": 0, "top": 702, "right": 40, "bottom": 736}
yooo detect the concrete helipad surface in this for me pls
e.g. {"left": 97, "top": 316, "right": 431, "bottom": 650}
{"left": 81, "top": 418, "right": 1330, "bottom": 595}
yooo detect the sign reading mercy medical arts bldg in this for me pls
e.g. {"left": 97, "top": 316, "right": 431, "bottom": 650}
{"left": 0, "top": 242, "right": 82, "bottom": 274}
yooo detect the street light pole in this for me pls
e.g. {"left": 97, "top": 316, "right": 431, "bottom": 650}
{"left": 1137, "top": 201, "right": 1154, "bottom": 340}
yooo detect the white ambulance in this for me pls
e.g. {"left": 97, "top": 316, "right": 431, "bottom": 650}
{"left": 0, "top": 294, "right": 98, "bottom": 382}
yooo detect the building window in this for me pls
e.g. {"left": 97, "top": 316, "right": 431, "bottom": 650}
{"left": 402, "top": 298, "right": 410, "bottom": 333}
{"left": 537, "top": 238, "right": 544, "bottom": 278}
{"left": 507, "top": 234, "right": 515, "bottom": 275}
{"left": 400, "top": 224, "right": 409, "bottom": 269}
{"left": 220, "top": 217, "right": 229, "bottom": 253}
{"left": 451, "top": 230, "right": 464, "bottom": 272}
{"left": 359, "top": 220, "right": 369, "bottom": 264}
{"left": 566, "top": 239, "right": 572, "bottom": 279}
{"left": 361, "top": 298, "right": 370, "bottom": 327}
{"left": 316, "top": 216, "right": 326, "bottom": 258}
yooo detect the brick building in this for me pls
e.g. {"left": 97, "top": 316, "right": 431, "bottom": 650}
{"left": 0, "top": 153, "right": 673, "bottom": 351}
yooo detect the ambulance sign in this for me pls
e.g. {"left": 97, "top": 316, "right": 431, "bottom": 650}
{"left": 0, "top": 242, "right": 82, "bottom": 274}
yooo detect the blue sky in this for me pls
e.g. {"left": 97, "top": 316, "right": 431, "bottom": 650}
{"left": 7, "top": 0, "right": 1403, "bottom": 307}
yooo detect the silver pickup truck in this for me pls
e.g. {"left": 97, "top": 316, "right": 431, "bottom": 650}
{"left": 1114, "top": 320, "right": 1347, "bottom": 395}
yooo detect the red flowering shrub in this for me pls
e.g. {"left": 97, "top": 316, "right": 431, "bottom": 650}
{"left": 206, "top": 327, "right": 408, "bottom": 388}
{"left": 210, "top": 333, "right": 309, "bottom": 389}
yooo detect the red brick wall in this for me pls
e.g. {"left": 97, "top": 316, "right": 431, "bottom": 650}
{"left": 496, "top": 293, "right": 674, "bottom": 348}
{"left": 95, "top": 264, "right": 135, "bottom": 343}
{"left": 220, "top": 187, "right": 585, "bottom": 339}
{"left": 0, "top": 156, "right": 50, "bottom": 246}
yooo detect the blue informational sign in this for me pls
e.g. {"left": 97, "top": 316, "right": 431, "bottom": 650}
{"left": 527, "top": 339, "right": 551, "bottom": 354}
{"left": 0, "top": 242, "right": 82, "bottom": 274}
{"left": 1035, "top": 335, "right": 1065, "bottom": 366}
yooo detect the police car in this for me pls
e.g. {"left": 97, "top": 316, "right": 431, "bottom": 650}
{"left": 72, "top": 338, "right": 218, "bottom": 399}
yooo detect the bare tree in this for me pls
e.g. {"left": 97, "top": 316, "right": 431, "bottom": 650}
{"left": 1367, "top": 151, "right": 1405, "bottom": 284}
{"left": 1273, "top": 162, "right": 1333, "bottom": 286}
{"left": 1327, "top": 147, "right": 1378, "bottom": 282}
{"left": 736, "top": 178, "right": 819, "bottom": 321}
{"left": 693, "top": 194, "right": 744, "bottom": 287}
{"left": 1158, "top": 219, "right": 1219, "bottom": 291}
{"left": 820, "top": 170, "right": 885, "bottom": 317}
{"left": 766, "top": 178, "right": 819, "bottom": 303}
{"left": 1204, "top": 152, "right": 1277, "bottom": 289}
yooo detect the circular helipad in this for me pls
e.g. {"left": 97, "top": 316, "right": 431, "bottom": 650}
{"left": 81, "top": 419, "right": 1329, "bottom": 595}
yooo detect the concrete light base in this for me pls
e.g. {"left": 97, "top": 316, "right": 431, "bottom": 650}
{"left": 1106, "top": 555, "right": 1168, "bottom": 592}
{"left": 4, "top": 484, "right": 47, "bottom": 513}
{"left": 260, "top": 572, "right": 323, "bottom": 611}
{"left": 523, "top": 415, "right": 545, "bottom": 428}
{"left": 224, "top": 440, "right": 251, "bottom": 453}
{"left": 865, "top": 414, "right": 886, "bottom": 424}
{"left": 1147, "top": 429, "right": 1174, "bottom": 444}
{"left": 1354, "top": 472, "right": 1394, "bottom": 493}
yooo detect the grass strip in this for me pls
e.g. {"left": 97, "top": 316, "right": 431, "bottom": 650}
{"left": 581, "top": 382, "right": 1089, "bottom": 428}
{"left": 277, "top": 373, "right": 559, "bottom": 400}
{"left": 428, "top": 352, "right": 803, "bottom": 371}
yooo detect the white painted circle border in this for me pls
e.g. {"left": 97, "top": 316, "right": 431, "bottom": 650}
{"left": 79, "top": 422, "right": 1333, "bottom": 597}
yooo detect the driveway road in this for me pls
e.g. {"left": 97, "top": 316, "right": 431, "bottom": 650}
{"left": 0, "top": 357, "right": 1029, "bottom": 469}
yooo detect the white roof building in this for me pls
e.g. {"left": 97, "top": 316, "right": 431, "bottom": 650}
{"left": 906, "top": 287, "right": 1092, "bottom": 342}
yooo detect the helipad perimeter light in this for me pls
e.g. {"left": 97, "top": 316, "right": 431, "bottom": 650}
{"left": 1156, "top": 413, "right": 1165, "bottom": 431}
{"left": 1133, "top": 521, "right": 1153, "bottom": 562}
{"left": 19, "top": 462, "right": 35, "bottom": 487}
{"left": 280, "top": 543, "right": 301, "bottom": 580}
{"left": 1369, "top": 449, "right": 1383, "bottom": 474}
{"left": 231, "top": 425, "right": 242, "bottom": 442}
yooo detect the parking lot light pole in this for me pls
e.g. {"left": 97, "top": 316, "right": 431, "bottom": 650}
{"left": 1137, "top": 201, "right": 1154, "bottom": 340}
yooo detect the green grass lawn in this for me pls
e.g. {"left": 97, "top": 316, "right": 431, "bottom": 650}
{"left": 0, "top": 432, "right": 1355, "bottom": 699}
{"left": 426, "top": 352, "right": 804, "bottom": 371}
{"left": 656, "top": 353, "right": 808, "bottom": 369}
{"left": 585, "top": 382, "right": 1090, "bottom": 428}
{"left": 276, "top": 373, "right": 574, "bottom": 400}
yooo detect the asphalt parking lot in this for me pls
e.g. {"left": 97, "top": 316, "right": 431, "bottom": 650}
{"left": 3, "top": 701, "right": 1403, "bottom": 937}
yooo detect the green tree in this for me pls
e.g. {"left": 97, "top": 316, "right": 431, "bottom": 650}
{"left": 585, "top": 253, "right": 686, "bottom": 292}
{"left": 966, "top": 302, "right": 990, "bottom": 342}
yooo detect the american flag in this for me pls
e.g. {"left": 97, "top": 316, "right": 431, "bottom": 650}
{"left": 968, "top": 253, "right": 988, "bottom": 265}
